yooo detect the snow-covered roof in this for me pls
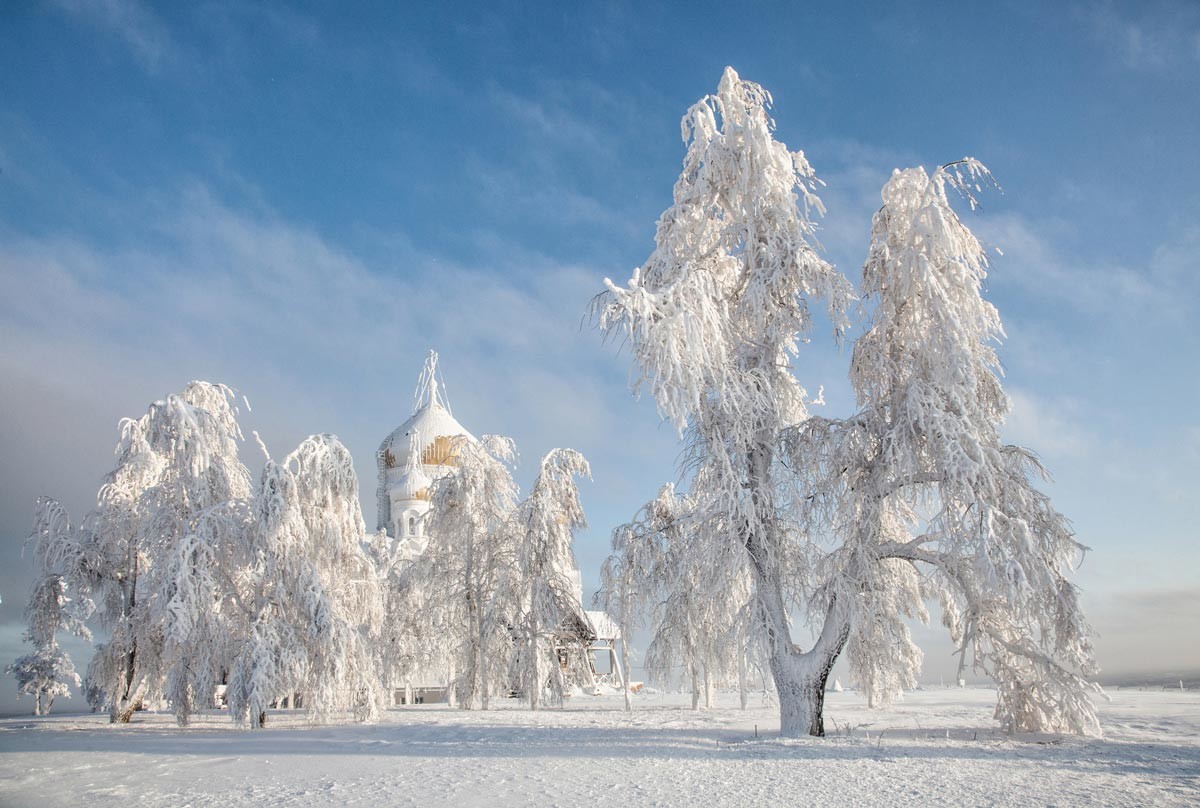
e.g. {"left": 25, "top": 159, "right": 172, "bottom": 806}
{"left": 378, "top": 401, "right": 474, "bottom": 471}
{"left": 392, "top": 464, "right": 432, "bottom": 500}
{"left": 585, "top": 610, "right": 621, "bottom": 641}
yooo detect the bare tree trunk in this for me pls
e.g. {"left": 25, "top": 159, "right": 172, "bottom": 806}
{"left": 745, "top": 444, "right": 850, "bottom": 737}
{"left": 112, "top": 553, "right": 142, "bottom": 724}
{"left": 480, "top": 627, "right": 490, "bottom": 711}
{"left": 461, "top": 623, "right": 480, "bottom": 710}
{"left": 704, "top": 664, "right": 715, "bottom": 709}
{"left": 765, "top": 606, "right": 849, "bottom": 737}
{"left": 738, "top": 646, "right": 749, "bottom": 710}
{"left": 111, "top": 679, "right": 146, "bottom": 724}
{"left": 461, "top": 577, "right": 480, "bottom": 709}
{"left": 528, "top": 623, "right": 541, "bottom": 711}
{"left": 620, "top": 637, "right": 632, "bottom": 712}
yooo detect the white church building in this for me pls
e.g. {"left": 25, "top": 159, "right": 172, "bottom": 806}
{"left": 375, "top": 352, "right": 623, "bottom": 702}
{"left": 375, "top": 352, "right": 471, "bottom": 545}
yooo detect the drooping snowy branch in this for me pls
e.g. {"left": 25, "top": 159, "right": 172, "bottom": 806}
{"left": 595, "top": 66, "right": 853, "bottom": 736}
{"left": 225, "top": 434, "right": 384, "bottom": 727}
{"left": 403, "top": 435, "right": 520, "bottom": 710}
{"left": 782, "top": 162, "right": 1100, "bottom": 734}
{"left": 510, "top": 448, "right": 591, "bottom": 709}
{"left": 21, "top": 382, "right": 252, "bottom": 723}
{"left": 600, "top": 482, "right": 760, "bottom": 710}
{"left": 597, "top": 67, "right": 1096, "bottom": 737}
{"left": 8, "top": 531, "right": 91, "bottom": 715}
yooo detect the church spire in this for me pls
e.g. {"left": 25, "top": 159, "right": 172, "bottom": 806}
{"left": 413, "top": 349, "right": 451, "bottom": 415}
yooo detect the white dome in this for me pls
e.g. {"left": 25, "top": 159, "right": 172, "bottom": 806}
{"left": 378, "top": 400, "right": 474, "bottom": 472}
{"left": 392, "top": 465, "right": 432, "bottom": 501}
{"left": 376, "top": 351, "right": 476, "bottom": 534}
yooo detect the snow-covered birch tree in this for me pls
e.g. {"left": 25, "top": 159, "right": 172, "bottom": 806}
{"left": 24, "top": 382, "right": 253, "bottom": 723}
{"left": 160, "top": 497, "right": 254, "bottom": 725}
{"left": 223, "top": 433, "right": 384, "bottom": 728}
{"left": 595, "top": 530, "right": 649, "bottom": 713}
{"left": 510, "top": 448, "right": 591, "bottom": 710}
{"left": 785, "top": 162, "right": 1100, "bottom": 734}
{"left": 410, "top": 435, "right": 519, "bottom": 710}
{"left": 596, "top": 67, "right": 854, "bottom": 736}
{"left": 8, "top": 505, "right": 92, "bottom": 716}
{"left": 600, "top": 483, "right": 754, "bottom": 710}
{"left": 599, "top": 73, "right": 1098, "bottom": 736}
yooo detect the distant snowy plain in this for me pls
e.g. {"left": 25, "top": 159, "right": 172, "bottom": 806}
{"left": 1, "top": 688, "right": 1197, "bottom": 807}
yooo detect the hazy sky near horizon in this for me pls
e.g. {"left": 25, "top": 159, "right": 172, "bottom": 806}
{"left": 1, "top": 1, "right": 1198, "bottom": 713}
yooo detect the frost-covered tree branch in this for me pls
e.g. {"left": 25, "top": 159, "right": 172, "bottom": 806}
{"left": 781, "top": 161, "right": 1100, "bottom": 734}
{"left": 510, "top": 448, "right": 592, "bottom": 710}
{"left": 223, "top": 433, "right": 384, "bottom": 728}
{"left": 405, "top": 435, "right": 520, "bottom": 710}
{"left": 596, "top": 66, "right": 854, "bottom": 736}
{"left": 596, "top": 67, "right": 1097, "bottom": 737}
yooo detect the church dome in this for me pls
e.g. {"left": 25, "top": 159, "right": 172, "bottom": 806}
{"left": 392, "top": 465, "right": 433, "bottom": 502}
{"left": 379, "top": 399, "right": 474, "bottom": 473}
{"left": 376, "top": 351, "right": 476, "bottom": 534}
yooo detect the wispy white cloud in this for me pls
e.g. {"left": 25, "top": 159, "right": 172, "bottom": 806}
{"left": 488, "top": 84, "right": 618, "bottom": 163}
{"left": 1004, "top": 388, "right": 1096, "bottom": 458}
{"left": 1076, "top": 0, "right": 1200, "bottom": 71}
{"left": 804, "top": 138, "right": 921, "bottom": 273}
{"left": 977, "top": 213, "right": 1200, "bottom": 322}
{"left": 50, "top": 0, "right": 175, "bottom": 73}
{"left": 467, "top": 76, "right": 671, "bottom": 254}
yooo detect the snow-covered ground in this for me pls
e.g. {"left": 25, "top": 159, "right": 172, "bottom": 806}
{"left": 1, "top": 688, "right": 1197, "bottom": 807}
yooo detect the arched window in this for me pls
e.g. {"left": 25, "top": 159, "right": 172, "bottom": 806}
{"left": 408, "top": 516, "right": 417, "bottom": 535}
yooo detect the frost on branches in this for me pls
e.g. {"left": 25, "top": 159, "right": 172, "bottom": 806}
{"left": 18, "top": 383, "right": 387, "bottom": 727}
{"left": 599, "top": 483, "right": 760, "bottom": 711}
{"left": 22, "top": 382, "right": 252, "bottom": 722}
{"left": 223, "top": 434, "right": 384, "bottom": 728}
{"left": 788, "top": 163, "right": 1100, "bottom": 734}
{"left": 597, "top": 68, "right": 1098, "bottom": 737}
{"left": 403, "top": 435, "right": 520, "bottom": 710}
{"left": 511, "top": 448, "right": 592, "bottom": 710}
{"left": 597, "top": 66, "right": 853, "bottom": 737}
{"left": 8, "top": 527, "right": 91, "bottom": 714}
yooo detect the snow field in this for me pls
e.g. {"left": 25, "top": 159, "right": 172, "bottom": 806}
{"left": 1, "top": 688, "right": 1197, "bottom": 807}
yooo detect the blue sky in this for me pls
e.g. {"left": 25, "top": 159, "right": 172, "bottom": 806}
{"left": 1, "top": 1, "right": 1198, "bottom": 711}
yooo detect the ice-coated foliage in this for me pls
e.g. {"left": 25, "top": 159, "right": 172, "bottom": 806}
{"left": 21, "top": 384, "right": 391, "bottom": 728}
{"left": 8, "top": 644, "right": 79, "bottom": 716}
{"left": 22, "top": 382, "right": 253, "bottom": 723}
{"left": 598, "top": 68, "right": 851, "bottom": 436}
{"left": 787, "top": 162, "right": 1099, "bottom": 734}
{"left": 224, "top": 434, "right": 384, "bottom": 727}
{"left": 510, "top": 448, "right": 591, "bottom": 709}
{"left": 161, "top": 498, "right": 254, "bottom": 725}
{"left": 841, "top": 503, "right": 927, "bottom": 708}
{"left": 599, "top": 483, "right": 759, "bottom": 710}
{"left": 597, "top": 68, "right": 1097, "bottom": 737}
{"left": 8, "top": 556, "right": 90, "bottom": 715}
{"left": 597, "top": 66, "right": 853, "bottom": 736}
{"left": 401, "top": 435, "right": 520, "bottom": 710}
